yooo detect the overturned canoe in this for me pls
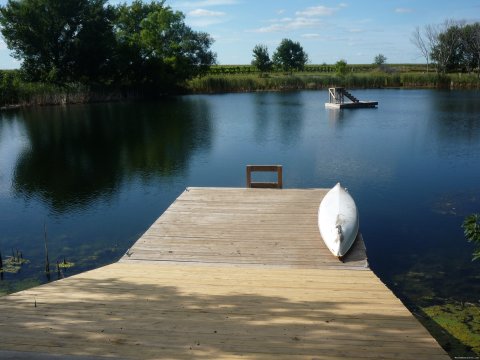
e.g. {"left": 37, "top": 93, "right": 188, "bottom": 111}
{"left": 318, "top": 183, "right": 359, "bottom": 258}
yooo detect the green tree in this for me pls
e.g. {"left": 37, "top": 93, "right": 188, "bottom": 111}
{"left": 429, "top": 20, "right": 464, "bottom": 74}
{"left": 251, "top": 44, "right": 272, "bottom": 75}
{"left": 335, "top": 59, "right": 348, "bottom": 76}
{"left": 112, "top": 0, "right": 216, "bottom": 90}
{"left": 0, "top": 70, "right": 19, "bottom": 105}
{"left": 272, "top": 39, "right": 308, "bottom": 74}
{"left": 461, "top": 23, "right": 480, "bottom": 77}
{"left": 0, "top": 0, "right": 216, "bottom": 91}
{"left": 0, "top": 0, "right": 115, "bottom": 84}
{"left": 462, "top": 214, "right": 480, "bottom": 260}
{"left": 421, "top": 20, "right": 480, "bottom": 76}
{"left": 373, "top": 54, "right": 387, "bottom": 66}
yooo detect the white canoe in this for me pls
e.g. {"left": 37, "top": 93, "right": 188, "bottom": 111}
{"left": 318, "top": 183, "right": 359, "bottom": 258}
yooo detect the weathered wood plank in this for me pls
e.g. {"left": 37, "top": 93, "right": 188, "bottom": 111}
{"left": 123, "top": 188, "right": 367, "bottom": 269}
{"left": 0, "top": 262, "right": 449, "bottom": 359}
{"left": 0, "top": 188, "right": 448, "bottom": 359}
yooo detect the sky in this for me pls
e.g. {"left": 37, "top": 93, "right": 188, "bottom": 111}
{"left": 0, "top": 0, "right": 479, "bottom": 68}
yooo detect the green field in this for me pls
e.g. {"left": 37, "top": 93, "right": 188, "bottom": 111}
{"left": 207, "top": 63, "right": 430, "bottom": 75}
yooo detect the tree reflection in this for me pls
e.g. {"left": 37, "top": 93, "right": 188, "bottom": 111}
{"left": 276, "top": 92, "right": 304, "bottom": 146}
{"left": 252, "top": 92, "right": 305, "bottom": 147}
{"left": 12, "top": 99, "right": 212, "bottom": 212}
{"left": 428, "top": 91, "right": 480, "bottom": 142}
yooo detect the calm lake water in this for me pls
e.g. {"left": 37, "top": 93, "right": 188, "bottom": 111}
{"left": 0, "top": 89, "right": 479, "bottom": 305}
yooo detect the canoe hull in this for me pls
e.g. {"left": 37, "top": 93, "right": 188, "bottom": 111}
{"left": 318, "top": 183, "right": 359, "bottom": 258}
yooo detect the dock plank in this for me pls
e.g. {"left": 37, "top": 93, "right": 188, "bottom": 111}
{"left": 0, "top": 262, "right": 448, "bottom": 359}
{"left": 0, "top": 188, "right": 448, "bottom": 359}
{"left": 122, "top": 187, "right": 368, "bottom": 269}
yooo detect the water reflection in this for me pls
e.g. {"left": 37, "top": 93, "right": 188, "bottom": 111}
{"left": 429, "top": 91, "right": 480, "bottom": 142}
{"left": 11, "top": 99, "right": 212, "bottom": 213}
{"left": 253, "top": 93, "right": 274, "bottom": 144}
{"left": 435, "top": 90, "right": 480, "bottom": 114}
{"left": 326, "top": 108, "right": 346, "bottom": 126}
{"left": 276, "top": 92, "right": 304, "bottom": 146}
{"left": 252, "top": 92, "right": 305, "bottom": 147}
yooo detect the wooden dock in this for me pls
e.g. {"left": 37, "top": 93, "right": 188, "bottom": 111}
{"left": 0, "top": 188, "right": 448, "bottom": 359}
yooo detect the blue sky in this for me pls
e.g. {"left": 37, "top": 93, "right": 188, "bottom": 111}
{"left": 1, "top": 0, "right": 479, "bottom": 68}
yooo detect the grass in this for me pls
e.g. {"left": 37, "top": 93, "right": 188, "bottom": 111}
{"left": 186, "top": 71, "right": 480, "bottom": 93}
{"left": 0, "top": 70, "right": 129, "bottom": 108}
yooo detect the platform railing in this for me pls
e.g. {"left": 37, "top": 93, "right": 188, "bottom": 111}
{"left": 246, "top": 165, "right": 283, "bottom": 189}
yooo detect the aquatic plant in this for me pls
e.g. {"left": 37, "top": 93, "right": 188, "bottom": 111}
{"left": 422, "top": 302, "right": 480, "bottom": 356}
{"left": 462, "top": 214, "right": 480, "bottom": 260}
{"left": 58, "top": 258, "right": 75, "bottom": 269}
{"left": 0, "top": 256, "right": 29, "bottom": 274}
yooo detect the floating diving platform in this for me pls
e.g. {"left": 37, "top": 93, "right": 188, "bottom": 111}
{"left": 325, "top": 87, "right": 378, "bottom": 109}
{"left": 0, "top": 185, "right": 448, "bottom": 359}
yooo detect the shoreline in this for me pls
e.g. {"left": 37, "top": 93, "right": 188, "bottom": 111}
{"left": 1, "top": 73, "right": 479, "bottom": 110}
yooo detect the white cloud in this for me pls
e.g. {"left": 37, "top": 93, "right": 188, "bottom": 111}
{"left": 250, "top": 24, "right": 284, "bottom": 33}
{"left": 175, "top": 0, "right": 235, "bottom": 26}
{"left": 266, "top": 17, "right": 293, "bottom": 23}
{"left": 296, "top": 5, "right": 337, "bottom": 17}
{"left": 395, "top": 8, "right": 413, "bottom": 13}
{"left": 188, "top": 17, "right": 228, "bottom": 27}
{"left": 250, "top": 17, "right": 322, "bottom": 33}
{"left": 249, "top": 4, "right": 347, "bottom": 34}
{"left": 302, "top": 33, "right": 321, "bottom": 38}
{"left": 188, "top": 9, "right": 226, "bottom": 17}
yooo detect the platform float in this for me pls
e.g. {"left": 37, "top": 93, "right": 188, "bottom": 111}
{"left": 326, "top": 87, "right": 378, "bottom": 109}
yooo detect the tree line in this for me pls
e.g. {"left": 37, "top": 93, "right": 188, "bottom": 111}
{"left": 250, "top": 41, "right": 386, "bottom": 78}
{"left": 412, "top": 20, "right": 480, "bottom": 76}
{"left": 251, "top": 39, "right": 308, "bottom": 75}
{"left": 0, "top": 0, "right": 216, "bottom": 93}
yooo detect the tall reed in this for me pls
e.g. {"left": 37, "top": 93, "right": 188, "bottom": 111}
{"left": 186, "top": 72, "right": 480, "bottom": 93}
